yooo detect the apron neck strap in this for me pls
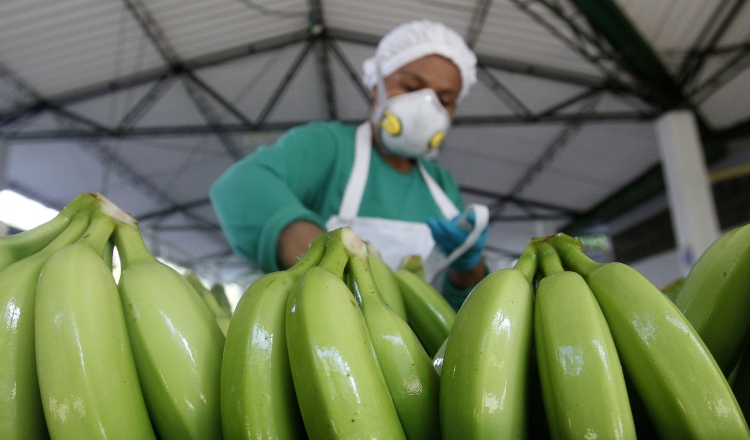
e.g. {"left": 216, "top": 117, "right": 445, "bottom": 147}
{"left": 338, "top": 123, "right": 372, "bottom": 220}
{"left": 417, "top": 162, "right": 460, "bottom": 220}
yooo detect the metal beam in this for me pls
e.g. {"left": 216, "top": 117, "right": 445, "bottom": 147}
{"left": 493, "top": 95, "right": 599, "bottom": 216}
{"left": 124, "top": 0, "right": 245, "bottom": 160}
{"left": 476, "top": 66, "right": 534, "bottom": 119}
{"left": 466, "top": 0, "right": 494, "bottom": 48}
{"left": 509, "top": 0, "right": 628, "bottom": 83}
{"left": 123, "top": 0, "right": 179, "bottom": 65}
{"left": 568, "top": 0, "right": 685, "bottom": 110}
{"left": 678, "top": 0, "right": 747, "bottom": 88}
{"left": 307, "top": 0, "right": 337, "bottom": 120}
{"left": 136, "top": 197, "right": 211, "bottom": 221}
{"left": 460, "top": 184, "right": 580, "bottom": 215}
{"left": 184, "top": 71, "right": 254, "bottom": 126}
{"left": 257, "top": 41, "right": 314, "bottom": 124}
{"left": 326, "top": 39, "right": 372, "bottom": 103}
{"left": 116, "top": 73, "right": 175, "bottom": 130}
{"left": 3, "top": 109, "right": 657, "bottom": 141}
{"left": 689, "top": 43, "right": 750, "bottom": 104}
{"left": 182, "top": 78, "right": 244, "bottom": 160}
{"left": 716, "top": 115, "right": 750, "bottom": 142}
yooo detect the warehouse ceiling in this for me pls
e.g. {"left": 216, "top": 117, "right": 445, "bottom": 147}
{"left": 1, "top": 0, "right": 750, "bottom": 284}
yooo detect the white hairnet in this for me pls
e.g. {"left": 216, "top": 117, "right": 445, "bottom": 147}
{"left": 362, "top": 20, "right": 477, "bottom": 102}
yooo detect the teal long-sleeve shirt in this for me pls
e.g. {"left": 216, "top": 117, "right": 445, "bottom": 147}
{"left": 209, "top": 120, "right": 471, "bottom": 309}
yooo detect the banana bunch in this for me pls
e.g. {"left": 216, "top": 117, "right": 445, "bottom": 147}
{"left": 185, "top": 270, "right": 233, "bottom": 336}
{"left": 674, "top": 222, "right": 750, "bottom": 376}
{"left": 434, "top": 231, "right": 750, "bottom": 439}
{"left": 222, "top": 227, "right": 454, "bottom": 439}
{"left": 0, "top": 193, "right": 225, "bottom": 439}
{"left": 8, "top": 191, "right": 750, "bottom": 439}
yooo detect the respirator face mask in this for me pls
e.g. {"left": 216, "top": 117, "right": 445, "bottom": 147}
{"left": 371, "top": 61, "right": 451, "bottom": 158}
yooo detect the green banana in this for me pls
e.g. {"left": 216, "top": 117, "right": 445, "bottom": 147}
{"left": 660, "top": 276, "right": 685, "bottom": 303}
{"left": 674, "top": 222, "right": 750, "bottom": 374}
{"left": 366, "top": 243, "right": 408, "bottom": 321}
{"left": 432, "top": 338, "right": 447, "bottom": 376}
{"left": 286, "top": 227, "right": 405, "bottom": 439}
{"left": 731, "top": 346, "right": 750, "bottom": 423}
{"left": 221, "top": 232, "right": 327, "bottom": 439}
{"left": 550, "top": 235, "right": 750, "bottom": 439}
{"left": 439, "top": 244, "right": 536, "bottom": 440}
{"left": 533, "top": 241, "right": 636, "bottom": 440}
{"left": 398, "top": 254, "right": 426, "bottom": 280}
{"left": 0, "top": 192, "right": 97, "bottom": 272}
{"left": 210, "top": 282, "right": 233, "bottom": 316}
{"left": 394, "top": 268, "right": 456, "bottom": 357}
{"left": 348, "top": 241, "right": 440, "bottom": 440}
{"left": 114, "top": 222, "right": 225, "bottom": 440}
{"left": 185, "top": 271, "right": 231, "bottom": 335}
{"left": 0, "top": 212, "right": 91, "bottom": 440}
{"left": 35, "top": 208, "right": 155, "bottom": 440}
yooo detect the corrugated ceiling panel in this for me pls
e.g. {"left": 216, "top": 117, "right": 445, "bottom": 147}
{"left": 6, "top": 140, "right": 120, "bottom": 205}
{"left": 115, "top": 136, "right": 233, "bottom": 203}
{"left": 330, "top": 42, "right": 372, "bottom": 121}
{"left": 476, "top": 1, "right": 603, "bottom": 77}
{"left": 148, "top": 0, "right": 308, "bottom": 60}
{"left": 438, "top": 124, "right": 562, "bottom": 193}
{"left": 520, "top": 121, "right": 659, "bottom": 210}
{"left": 324, "top": 0, "right": 474, "bottom": 41}
{"left": 195, "top": 42, "right": 311, "bottom": 123}
{"left": 700, "top": 69, "right": 750, "bottom": 130}
{"left": 0, "top": 0, "right": 164, "bottom": 96}
{"left": 131, "top": 80, "right": 212, "bottom": 126}
{"left": 264, "top": 48, "right": 330, "bottom": 123}
{"left": 718, "top": 1, "right": 750, "bottom": 45}
{"left": 477, "top": 68, "right": 589, "bottom": 114}
{"left": 66, "top": 82, "right": 155, "bottom": 127}
{"left": 615, "top": 0, "right": 723, "bottom": 73}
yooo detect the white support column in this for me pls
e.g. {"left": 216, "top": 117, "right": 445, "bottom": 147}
{"left": 655, "top": 110, "right": 720, "bottom": 276}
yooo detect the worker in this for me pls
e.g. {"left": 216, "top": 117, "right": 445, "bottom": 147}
{"left": 210, "top": 19, "right": 489, "bottom": 310}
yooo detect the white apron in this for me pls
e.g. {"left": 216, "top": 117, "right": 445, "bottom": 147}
{"left": 325, "top": 123, "right": 460, "bottom": 271}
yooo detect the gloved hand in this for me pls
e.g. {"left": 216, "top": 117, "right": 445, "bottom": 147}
{"left": 427, "top": 212, "right": 488, "bottom": 272}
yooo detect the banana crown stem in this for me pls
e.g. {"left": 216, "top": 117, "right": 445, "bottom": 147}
{"left": 547, "top": 235, "right": 599, "bottom": 277}
{"left": 59, "top": 192, "right": 99, "bottom": 217}
{"left": 318, "top": 227, "right": 360, "bottom": 278}
{"left": 91, "top": 192, "right": 138, "bottom": 227}
{"left": 32, "top": 213, "right": 92, "bottom": 259}
{"left": 288, "top": 231, "right": 329, "bottom": 279}
{"left": 536, "top": 241, "right": 565, "bottom": 277}
{"left": 78, "top": 212, "right": 117, "bottom": 257}
{"left": 112, "top": 223, "right": 153, "bottom": 267}
{"left": 514, "top": 244, "right": 538, "bottom": 283}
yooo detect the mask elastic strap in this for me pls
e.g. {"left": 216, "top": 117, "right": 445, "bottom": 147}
{"left": 373, "top": 59, "right": 388, "bottom": 124}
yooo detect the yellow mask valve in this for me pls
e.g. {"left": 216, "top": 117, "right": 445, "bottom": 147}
{"left": 429, "top": 131, "right": 446, "bottom": 149}
{"left": 379, "top": 110, "right": 402, "bottom": 136}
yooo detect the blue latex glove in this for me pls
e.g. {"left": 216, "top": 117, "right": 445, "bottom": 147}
{"left": 427, "top": 212, "right": 488, "bottom": 272}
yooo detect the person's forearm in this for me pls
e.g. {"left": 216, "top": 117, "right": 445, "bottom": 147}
{"left": 448, "top": 258, "right": 487, "bottom": 290}
{"left": 277, "top": 220, "right": 326, "bottom": 270}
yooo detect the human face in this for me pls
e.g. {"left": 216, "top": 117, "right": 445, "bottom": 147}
{"left": 374, "top": 54, "right": 462, "bottom": 118}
